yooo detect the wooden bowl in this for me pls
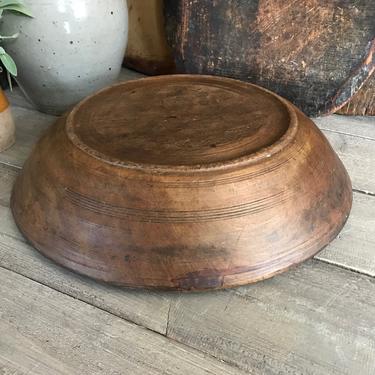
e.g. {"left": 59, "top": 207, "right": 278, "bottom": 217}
{"left": 11, "top": 75, "right": 352, "bottom": 290}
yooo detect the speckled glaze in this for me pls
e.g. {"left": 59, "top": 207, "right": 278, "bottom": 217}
{"left": 2, "top": 0, "right": 128, "bottom": 115}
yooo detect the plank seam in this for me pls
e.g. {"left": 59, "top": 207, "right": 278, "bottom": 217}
{"left": 166, "top": 302, "right": 172, "bottom": 336}
{"left": 314, "top": 257, "right": 375, "bottom": 278}
{"left": 0, "top": 263, "right": 249, "bottom": 375}
{"left": 0, "top": 160, "right": 22, "bottom": 170}
{"left": 320, "top": 127, "right": 375, "bottom": 142}
{"left": 352, "top": 188, "right": 375, "bottom": 197}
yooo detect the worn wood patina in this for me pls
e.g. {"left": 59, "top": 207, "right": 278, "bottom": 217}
{"left": 338, "top": 74, "right": 375, "bottom": 116}
{"left": 165, "top": 0, "right": 375, "bottom": 116}
{"left": 11, "top": 75, "right": 352, "bottom": 290}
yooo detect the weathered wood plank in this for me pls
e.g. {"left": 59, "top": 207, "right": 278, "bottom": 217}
{"left": 168, "top": 261, "right": 375, "bottom": 375}
{"left": 0, "top": 267, "right": 243, "bottom": 375}
{"left": 315, "top": 114, "right": 375, "bottom": 141}
{"left": 0, "top": 164, "right": 17, "bottom": 207}
{"left": 316, "top": 115, "right": 375, "bottom": 195}
{"left": 0, "top": 149, "right": 375, "bottom": 300}
{"left": 322, "top": 130, "right": 375, "bottom": 194}
{"left": 0, "top": 166, "right": 170, "bottom": 335}
{"left": 6, "top": 87, "right": 36, "bottom": 110}
{"left": 2, "top": 217, "right": 375, "bottom": 374}
{"left": 0, "top": 231, "right": 170, "bottom": 335}
{"left": 1, "top": 162, "right": 375, "bottom": 373}
{"left": 316, "top": 192, "right": 375, "bottom": 276}
{"left": 0, "top": 159, "right": 375, "bottom": 328}
{"left": 0, "top": 106, "right": 56, "bottom": 168}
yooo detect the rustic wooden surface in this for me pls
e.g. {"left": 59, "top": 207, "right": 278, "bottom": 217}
{"left": 164, "top": 0, "right": 375, "bottom": 117}
{"left": 338, "top": 74, "right": 375, "bottom": 116}
{"left": 0, "top": 73, "right": 375, "bottom": 373}
{"left": 0, "top": 267, "right": 244, "bottom": 375}
{"left": 10, "top": 76, "right": 352, "bottom": 289}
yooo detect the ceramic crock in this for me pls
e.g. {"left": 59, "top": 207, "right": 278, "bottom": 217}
{"left": 0, "top": 89, "right": 15, "bottom": 152}
{"left": 1, "top": 0, "right": 128, "bottom": 115}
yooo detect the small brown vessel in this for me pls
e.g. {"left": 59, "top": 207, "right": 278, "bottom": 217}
{"left": 124, "top": 0, "right": 175, "bottom": 75}
{"left": 12, "top": 75, "right": 352, "bottom": 290}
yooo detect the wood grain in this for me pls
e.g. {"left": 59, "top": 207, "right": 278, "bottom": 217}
{"left": 165, "top": 0, "right": 375, "bottom": 116}
{"left": 315, "top": 114, "right": 375, "bottom": 141}
{"left": 0, "top": 161, "right": 374, "bottom": 303}
{"left": 167, "top": 261, "right": 375, "bottom": 374}
{"left": 0, "top": 161, "right": 169, "bottom": 334}
{"left": 4, "top": 88, "right": 375, "bottom": 199}
{"left": 0, "top": 267, "right": 244, "bottom": 375}
{"left": 0, "top": 105, "right": 56, "bottom": 168}
{"left": 10, "top": 76, "right": 352, "bottom": 289}
{"left": 0, "top": 163, "right": 375, "bottom": 373}
{"left": 337, "top": 75, "right": 375, "bottom": 116}
{"left": 0, "top": 227, "right": 170, "bottom": 335}
{"left": 323, "top": 130, "right": 375, "bottom": 195}
{"left": 316, "top": 192, "right": 375, "bottom": 276}
{"left": 0, "top": 71, "right": 374, "bottom": 374}
{"left": 1, "top": 223, "right": 375, "bottom": 374}
{"left": 1, "top": 88, "right": 374, "bottom": 280}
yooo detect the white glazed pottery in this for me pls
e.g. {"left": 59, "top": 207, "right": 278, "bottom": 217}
{"left": 1, "top": 0, "right": 128, "bottom": 115}
{"left": 0, "top": 89, "right": 15, "bottom": 152}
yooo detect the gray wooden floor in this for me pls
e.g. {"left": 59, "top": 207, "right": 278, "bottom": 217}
{"left": 1, "top": 71, "right": 375, "bottom": 375}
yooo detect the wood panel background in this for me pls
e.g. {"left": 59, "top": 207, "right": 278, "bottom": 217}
{"left": 165, "top": 0, "right": 375, "bottom": 116}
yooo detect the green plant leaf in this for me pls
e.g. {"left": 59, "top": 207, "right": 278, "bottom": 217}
{"left": 0, "top": 0, "right": 23, "bottom": 8}
{"left": 0, "top": 50, "right": 17, "bottom": 76}
{"left": 2, "top": 3, "right": 33, "bottom": 17}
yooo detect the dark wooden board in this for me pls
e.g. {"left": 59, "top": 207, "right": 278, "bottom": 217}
{"left": 337, "top": 73, "right": 375, "bottom": 116}
{"left": 164, "top": 0, "right": 375, "bottom": 116}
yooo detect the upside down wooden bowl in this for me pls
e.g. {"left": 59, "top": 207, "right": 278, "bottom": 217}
{"left": 11, "top": 75, "right": 352, "bottom": 290}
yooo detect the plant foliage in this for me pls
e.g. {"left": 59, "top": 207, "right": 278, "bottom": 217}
{"left": 0, "top": 0, "right": 32, "bottom": 87}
